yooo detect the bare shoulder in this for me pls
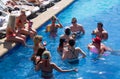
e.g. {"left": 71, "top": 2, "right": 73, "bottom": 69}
{"left": 51, "top": 62, "right": 56, "bottom": 67}
{"left": 70, "top": 25, "right": 74, "bottom": 28}
{"left": 75, "top": 47, "right": 80, "bottom": 50}
{"left": 102, "top": 30, "right": 108, "bottom": 33}
{"left": 75, "top": 47, "right": 81, "bottom": 51}
{"left": 60, "top": 34, "right": 65, "bottom": 39}
{"left": 78, "top": 24, "right": 83, "bottom": 27}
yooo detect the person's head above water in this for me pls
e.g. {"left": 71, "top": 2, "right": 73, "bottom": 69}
{"left": 65, "top": 27, "right": 71, "bottom": 35}
{"left": 71, "top": 17, "right": 77, "bottom": 24}
{"left": 51, "top": 16, "right": 57, "bottom": 21}
{"left": 60, "top": 38, "right": 66, "bottom": 43}
{"left": 33, "top": 35, "right": 42, "bottom": 44}
{"left": 42, "top": 51, "right": 51, "bottom": 60}
{"left": 97, "top": 22, "right": 103, "bottom": 27}
{"left": 69, "top": 38, "right": 75, "bottom": 47}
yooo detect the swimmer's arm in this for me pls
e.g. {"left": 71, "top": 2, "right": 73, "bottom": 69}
{"left": 79, "top": 25, "right": 85, "bottom": 34}
{"left": 35, "top": 62, "right": 41, "bottom": 71}
{"left": 78, "top": 48, "right": 86, "bottom": 58}
{"left": 87, "top": 44, "right": 92, "bottom": 50}
{"left": 56, "top": 19, "right": 63, "bottom": 28}
{"left": 106, "top": 47, "right": 113, "bottom": 52}
{"left": 91, "top": 29, "right": 97, "bottom": 35}
{"left": 52, "top": 63, "right": 77, "bottom": 72}
{"left": 101, "top": 44, "right": 112, "bottom": 52}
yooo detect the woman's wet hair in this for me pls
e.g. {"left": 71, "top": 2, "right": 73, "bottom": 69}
{"left": 42, "top": 51, "right": 51, "bottom": 59}
{"left": 59, "top": 38, "right": 66, "bottom": 46}
{"left": 69, "top": 39, "right": 75, "bottom": 46}
{"left": 7, "top": 15, "right": 16, "bottom": 28}
{"left": 65, "top": 27, "right": 71, "bottom": 35}
{"left": 33, "top": 35, "right": 42, "bottom": 44}
{"left": 51, "top": 16, "right": 57, "bottom": 21}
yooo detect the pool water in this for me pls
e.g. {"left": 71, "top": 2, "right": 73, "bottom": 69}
{"left": 1, "top": 0, "right": 120, "bottom": 79}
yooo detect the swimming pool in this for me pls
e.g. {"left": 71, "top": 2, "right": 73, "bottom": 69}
{"left": 1, "top": 0, "right": 120, "bottom": 79}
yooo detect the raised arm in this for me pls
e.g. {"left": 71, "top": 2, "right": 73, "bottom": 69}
{"left": 76, "top": 47, "right": 86, "bottom": 58}
{"left": 35, "top": 62, "right": 41, "bottom": 71}
{"left": 79, "top": 25, "right": 85, "bottom": 34}
{"left": 56, "top": 19, "right": 63, "bottom": 28}
{"left": 51, "top": 63, "right": 77, "bottom": 72}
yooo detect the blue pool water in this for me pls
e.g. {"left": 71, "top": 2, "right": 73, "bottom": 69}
{"left": 1, "top": 0, "right": 120, "bottom": 79}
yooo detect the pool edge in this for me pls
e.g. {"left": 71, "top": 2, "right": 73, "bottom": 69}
{"left": 0, "top": 0, "right": 74, "bottom": 57}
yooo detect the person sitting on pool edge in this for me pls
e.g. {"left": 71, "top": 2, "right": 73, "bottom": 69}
{"left": 62, "top": 38, "right": 86, "bottom": 64}
{"left": 15, "top": 10, "right": 36, "bottom": 39}
{"left": 70, "top": 17, "right": 85, "bottom": 38}
{"left": 35, "top": 51, "right": 77, "bottom": 79}
{"left": 92, "top": 22, "right": 108, "bottom": 40}
{"left": 6, "top": 15, "right": 26, "bottom": 46}
{"left": 46, "top": 16, "right": 63, "bottom": 37}
{"left": 88, "top": 36, "right": 112, "bottom": 59}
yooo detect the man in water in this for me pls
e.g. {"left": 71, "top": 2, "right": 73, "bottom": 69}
{"left": 92, "top": 22, "right": 108, "bottom": 40}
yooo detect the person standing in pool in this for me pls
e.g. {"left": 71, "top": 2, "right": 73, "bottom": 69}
{"left": 35, "top": 51, "right": 77, "bottom": 79}
{"left": 70, "top": 17, "right": 85, "bottom": 38}
{"left": 92, "top": 22, "right": 108, "bottom": 40}
{"left": 60, "top": 27, "right": 74, "bottom": 43}
{"left": 31, "top": 35, "right": 47, "bottom": 64}
{"left": 46, "top": 16, "right": 63, "bottom": 37}
{"left": 62, "top": 38, "right": 86, "bottom": 64}
{"left": 57, "top": 38, "right": 67, "bottom": 56}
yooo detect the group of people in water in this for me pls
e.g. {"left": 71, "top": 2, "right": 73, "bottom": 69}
{"left": 30, "top": 16, "right": 113, "bottom": 79}
{"left": 6, "top": 13, "right": 114, "bottom": 79}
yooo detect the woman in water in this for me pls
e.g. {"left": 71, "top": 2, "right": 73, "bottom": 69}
{"left": 88, "top": 36, "right": 111, "bottom": 59}
{"left": 62, "top": 38, "right": 86, "bottom": 64}
{"left": 31, "top": 35, "right": 46, "bottom": 64}
{"left": 46, "top": 16, "right": 63, "bottom": 37}
{"left": 70, "top": 17, "right": 85, "bottom": 38}
{"left": 35, "top": 51, "right": 77, "bottom": 79}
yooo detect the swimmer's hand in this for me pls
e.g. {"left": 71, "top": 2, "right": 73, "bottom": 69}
{"left": 43, "top": 41, "right": 47, "bottom": 46}
{"left": 72, "top": 68, "right": 78, "bottom": 72}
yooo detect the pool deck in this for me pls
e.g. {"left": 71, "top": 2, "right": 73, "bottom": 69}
{"left": 0, "top": 0, "right": 74, "bottom": 57}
